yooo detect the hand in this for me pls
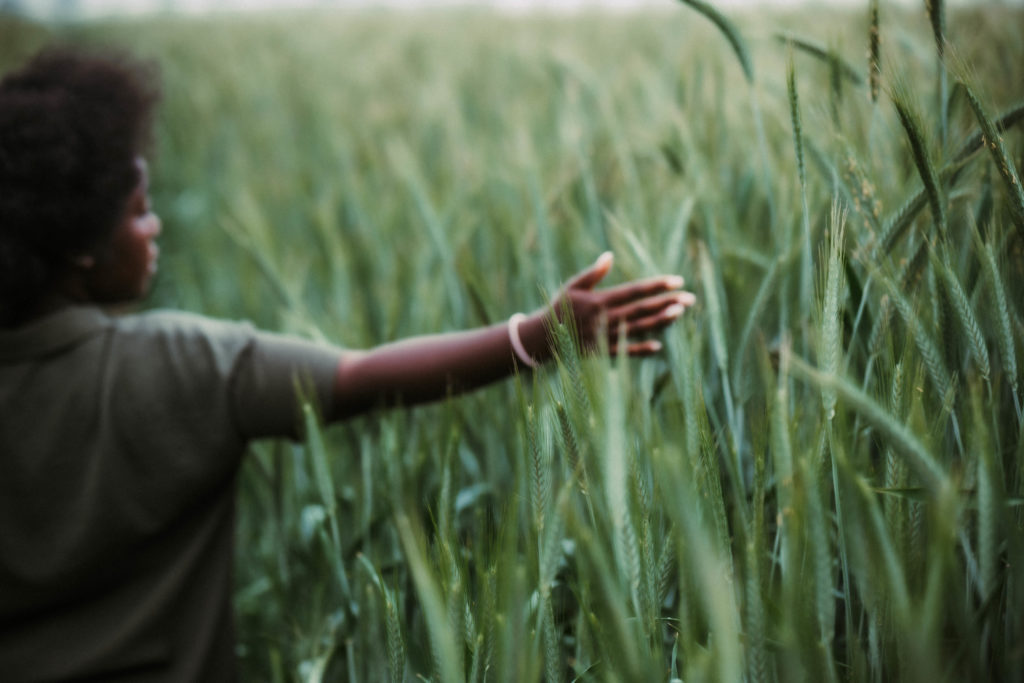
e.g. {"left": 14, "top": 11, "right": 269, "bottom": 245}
{"left": 544, "top": 251, "right": 696, "bottom": 357}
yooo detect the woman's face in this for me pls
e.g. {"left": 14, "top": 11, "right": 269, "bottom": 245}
{"left": 83, "top": 158, "right": 161, "bottom": 303}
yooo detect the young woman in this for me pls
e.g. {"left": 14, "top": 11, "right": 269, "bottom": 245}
{"left": 0, "top": 48, "right": 695, "bottom": 681}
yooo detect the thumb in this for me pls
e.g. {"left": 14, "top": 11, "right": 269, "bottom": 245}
{"left": 567, "top": 251, "right": 614, "bottom": 291}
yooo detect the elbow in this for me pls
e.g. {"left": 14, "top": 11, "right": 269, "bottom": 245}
{"left": 330, "top": 350, "right": 372, "bottom": 421}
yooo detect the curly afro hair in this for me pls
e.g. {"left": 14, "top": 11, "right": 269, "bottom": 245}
{"left": 0, "top": 46, "right": 160, "bottom": 325}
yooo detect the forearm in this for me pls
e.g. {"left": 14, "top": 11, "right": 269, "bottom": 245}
{"left": 328, "top": 252, "right": 694, "bottom": 421}
{"left": 331, "top": 312, "right": 549, "bottom": 419}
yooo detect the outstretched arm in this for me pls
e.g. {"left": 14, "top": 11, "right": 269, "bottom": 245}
{"left": 330, "top": 252, "right": 695, "bottom": 420}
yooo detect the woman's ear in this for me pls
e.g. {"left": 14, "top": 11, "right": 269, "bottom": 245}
{"left": 72, "top": 254, "right": 96, "bottom": 269}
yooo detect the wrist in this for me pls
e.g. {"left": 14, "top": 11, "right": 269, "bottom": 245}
{"left": 516, "top": 309, "right": 554, "bottom": 365}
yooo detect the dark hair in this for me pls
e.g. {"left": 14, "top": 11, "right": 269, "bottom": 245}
{"left": 0, "top": 46, "right": 160, "bottom": 325}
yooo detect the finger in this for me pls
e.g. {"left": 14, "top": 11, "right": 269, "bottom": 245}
{"left": 609, "top": 340, "right": 664, "bottom": 357}
{"left": 599, "top": 274, "right": 686, "bottom": 306}
{"left": 607, "top": 291, "right": 696, "bottom": 324}
{"left": 606, "top": 301, "right": 690, "bottom": 345}
{"left": 628, "top": 302, "right": 690, "bottom": 335}
{"left": 566, "top": 251, "right": 614, "bottom": 291}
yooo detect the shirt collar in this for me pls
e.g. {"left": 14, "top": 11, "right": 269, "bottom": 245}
{"left": 0, "top": 305, "right": 113, "bottom": 362}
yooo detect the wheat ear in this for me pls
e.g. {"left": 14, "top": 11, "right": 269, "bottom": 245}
{"left": 890, "top": 85, "right": 947, "bottom": 239}
{"left": 963, "top": 85, "right": 1024, "bottom": 233}
{"left": 980, "top": 241, "right": 1021, "bottom": 419}
{"left": 788, "top": 52, "right": 814, "bottom": 328}
{"left": 869, "top": 0, "right": 881, "bottom": 103}
{"left": 936, "top": 252, "right": 991, "bottom": 384}
{"left": 821, "top": 201, "right": 848, "bottom": 420}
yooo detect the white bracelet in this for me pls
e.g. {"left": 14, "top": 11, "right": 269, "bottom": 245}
{"left": 508, "top": 312, "right": 540, "bottom": 369}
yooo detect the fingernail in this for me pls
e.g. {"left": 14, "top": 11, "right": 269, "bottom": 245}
{"left": 597, "top": 251, "right": 614, "bottom": 267}
{"left": 650, "top": 341, "right": 663, "bottom": 352}
{"left": 678, "top": 292, "right": 697, "bottom": 305}
{"left": 665, "top": 275, "right": 684, "bottom": 289}
{"left": 664, "top": 304, "right": 685, "bottom": 317}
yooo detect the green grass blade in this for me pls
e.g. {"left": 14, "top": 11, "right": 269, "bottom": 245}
{"left": 678, "top": 0, "right": 754, "bottom": 83}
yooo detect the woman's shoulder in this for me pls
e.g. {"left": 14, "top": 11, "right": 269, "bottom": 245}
{"left": 107, "top": 309, "right": 263, "bottom": 381}
{"left": 114, "top": 307, "right": 256, "bottom": 340}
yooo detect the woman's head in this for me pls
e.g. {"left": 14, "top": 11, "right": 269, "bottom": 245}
{"left": 0, "top": 47, "right": 161, "bottom": 324}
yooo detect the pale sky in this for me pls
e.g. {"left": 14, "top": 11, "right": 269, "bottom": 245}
{"left": 8, "top": 0, "right": 1018, "bottom": 20}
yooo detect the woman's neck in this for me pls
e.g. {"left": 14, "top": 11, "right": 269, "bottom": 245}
{"left": 0, "top": 281, "right": 90, "bottom": 329}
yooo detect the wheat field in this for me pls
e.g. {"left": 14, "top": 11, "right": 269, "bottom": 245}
{"left": 2, "top": 1, "right": 1023, "bottom": 680}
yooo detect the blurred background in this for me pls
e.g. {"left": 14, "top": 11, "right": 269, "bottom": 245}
{"left": 6, "top": 0, "right": 1021, "bottom": 22}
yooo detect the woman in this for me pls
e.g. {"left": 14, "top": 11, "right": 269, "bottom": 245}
{"left": 0, "top": 48, "right": 695, "bottom": 681}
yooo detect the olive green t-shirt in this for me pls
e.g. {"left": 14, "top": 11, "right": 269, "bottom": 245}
{"left": 0, "top": 305, "right": 341, "bottom": 682}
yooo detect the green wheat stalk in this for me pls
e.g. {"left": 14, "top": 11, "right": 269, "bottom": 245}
{"left": 952, "top": 100, "right": 1024, "bottom": 164}
{"left": 869, "top": 0, "right": 881, "bottom": 103}
{"left": 744, "top": 536, "right": 771, "bottom": 683}
{"left": 303, "top": 405, "right": 354, "bottom": 611}
{"left": 442, "top": 552, "right": 467, "bottom": 678}
{"left": 542, "top": 600, "right": 561, "bottom": 683}
{"left": 694, "top": 254, "right": 724, "bottom": 358}
{"left": 935, "top": 265, "right": 958, "bottom": 373}
{"left": 776, "top": 31, "right": 864, "bottom": 84}
{"left": 962, "top": 85, "right": 1024, "bottom": 233}
{"left": 934, "top": 251, "right": 991, "bottom": 385}
{"left": 539, "top": 485, "right": 569, "bottom": 603}
{"left": 552, "top": 313, "right": 593, "bottom": 421}
{"left": 746, "top": 422, "right": 773, "bottom": 683}
{"left": 884, "top": 361, "right": 911, "bottom": 542}
{"left": 657, "top": 531, "right": 676, "bottom": 607}
{"left": 786, "top": 353, "right": 949, "bottom": 491}
{"left": 877, "top": 266, "right": 953, "bottom": 403}
{"left": 788, "top": 51, "right": 807, "bottom": 190}
{"left": 698, "top": 241, "right": 742, "bottom": 495}
{"left": 890, "top": 82, "right": 947, "bottom": 240}
{"left": 806, "top": 459, "right": 835, "bottom": 649}
{"left": 602, "top": 368, "right": 644, "bottom": 619}
{"left": 771, "top": 353, "right": 796, "bottom": 576}
{"left": 845, "top": 456, "right": 914, "bottom": 631}
{"left": 462, "top": 601, "right": 476, "bottom": 673}
{"left": 698, "top": 389, "right": 734, "bottom": 564}
{"left": 631, "top": 454, "right": 659, "bottom": 631}
{"left": 840, "top": 145, "right": 883, "bottom": 237}
{"left": 678, "top": 0, "right": 754, "bottom": 83}
{"left": 925, "top": 0, "right": 948, "bottom": 144}
{"left": 733, "top": 246, "right": 795, "bottom": 396}
{"left": 980, "top": 241, "right": 1022, "bottom": 419}
{"left": 394, "top": 513, "right": 464, "bottom": 683}
{"left": 778, "top": 31, "right": 860, "bottom": 124}
{"left": 385, "top": 138, "right": 466, "bottom": 326}
{"left": 471, "top": 565, "right": 497, "bottom": 683}
{"left": 788, "top": 51, "right": 814, "bottom": 343}
{"left": 357, "top": 555, "right": 406, "bottom": 683}
{"left": 879, "top": 100, "right": 1024, "bottom": 253}
{"left": 527, "top": 405, "right": 551, "bottom": 534}
{"left": 821, "top": 201, "right": 847, "bottom": 420}
{"left": 970, "top": 386, "right": 1000, "bottom": 602}
{"left": 555, "top": 401, "right": 591, "bottom": 502}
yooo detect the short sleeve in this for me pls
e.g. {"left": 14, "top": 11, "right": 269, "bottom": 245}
{"left": 0, "top": 306, "right": 342, "bottom": 679}
{"left": 228, "top": 330, "right": 342, "bottom": 439}
{"left": 112, "top": 311, "right": 341, "bottom": 447}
